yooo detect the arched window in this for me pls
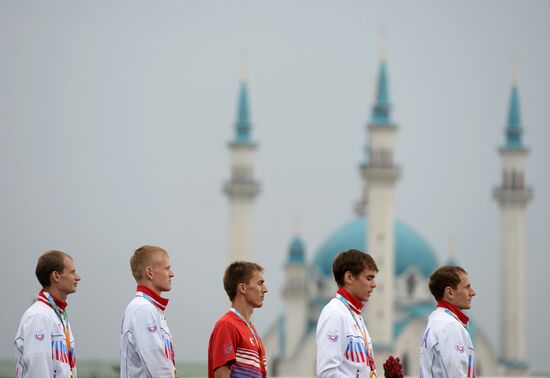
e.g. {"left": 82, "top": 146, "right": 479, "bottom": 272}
{"left": 406, "top": 272, "right": 417, "bottom": 298}
{"left": 402, "top": 353, "right": 409, "bottom": 376}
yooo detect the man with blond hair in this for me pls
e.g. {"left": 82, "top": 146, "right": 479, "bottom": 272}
{"left": 120, "top": 245, "right": 177, "bottom": 377}
{"left": 14, "top": 250, "right": 81, "bottom": 378}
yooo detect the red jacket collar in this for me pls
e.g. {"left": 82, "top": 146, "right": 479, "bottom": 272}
{"left": 437, "top": 300, "right": 469, "bottom": 325}
{"left": 337, "top": 287, "right": 364, "bottom": 314}
{"left": 137, "top": 285, "right": 169, "bottom": 311}
{"left": 38, "top": 289, "right": 68, "bottom": 311}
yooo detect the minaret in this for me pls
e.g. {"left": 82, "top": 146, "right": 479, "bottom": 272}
{"left": 363, "top": 45, "right": 401, "bottom": 349}
{"left": 493, "top": 69, "right": 532, "bottom": 370}
{"left": 224, "top": 59, "right": 261, "bottom": 263}
{"left": 282, "top": 224, "right": 308, "bottom": 358}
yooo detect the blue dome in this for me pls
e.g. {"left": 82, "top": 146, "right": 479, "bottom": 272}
{"left": 312, "top": 216, "right": 438, "bottom": 278}
{"left": 288, "top": 237, "right": 306, "bottom": 264}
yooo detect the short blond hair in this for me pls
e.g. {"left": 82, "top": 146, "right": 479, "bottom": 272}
{"left": 130, "top": 245, "right": 169, "bottom": 282}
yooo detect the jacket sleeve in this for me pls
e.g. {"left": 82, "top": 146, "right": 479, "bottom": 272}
{"left": 436, "top": 322, "right": 474, "bottom": 377}
{"left": 21, "top": 314, "right": 53, "bottom": 378}
{"left": 316, "top": 310, "right": 352, "bottom": 378}
{"left": 127, "top": 306, "right": 175, "bottom": 377}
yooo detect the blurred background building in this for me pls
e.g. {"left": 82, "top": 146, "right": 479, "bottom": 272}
{"left": 226, "top": 54, "right": 532, "bottom": 376}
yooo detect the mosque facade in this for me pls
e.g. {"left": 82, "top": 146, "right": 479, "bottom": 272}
{"left": 224, "top": 56, "right": 531, "bottom": 377}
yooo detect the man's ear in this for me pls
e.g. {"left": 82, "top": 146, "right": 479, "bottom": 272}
{"left": 50, "top": 271, "right": 60, "bottom": 284}
{"left": 144, "top": 266, "right": 153, "bottom": 281}
{"left": 238, "top": 282, "right": 246, "bottom": 295}
{"left": 344, "top": 271, "right": 353, "bottom": 285}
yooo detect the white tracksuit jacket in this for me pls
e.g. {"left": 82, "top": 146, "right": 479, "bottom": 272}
{"left": 120, "top": 291, "right": 176, "bottom": 378}
{"left": 14, "top": 297, "right": 76, "bottom": 378}
{"left": 419, "top": 307, "right": 475, "bottom": 378}
{"left": 316, "top": 295, "right": 376, "bottom": 378}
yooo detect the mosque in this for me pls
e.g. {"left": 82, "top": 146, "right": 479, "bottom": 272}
{"left": 222, "top": 52, "right": 532, "bottom": 376}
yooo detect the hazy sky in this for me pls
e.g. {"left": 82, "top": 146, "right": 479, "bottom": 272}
{"left": 1, "top": 0, "right": 549, "bottom": 373}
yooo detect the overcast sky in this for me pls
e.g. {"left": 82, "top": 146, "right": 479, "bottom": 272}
{"left": 1, "top": 0, "right": 549, "bottom": 373}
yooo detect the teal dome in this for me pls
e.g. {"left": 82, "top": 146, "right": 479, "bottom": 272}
{"left": 312, "top": 216, "right": 438, "bottom": 278}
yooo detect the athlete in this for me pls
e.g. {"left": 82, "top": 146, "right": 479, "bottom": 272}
{"left": 14, "top": 250, "right": 81, "bottom": 378}
{"left": 419, "top": 265, "right": 476, "bottom": 378}
{"left": 316, "top": 249, "right": 379, "bottom": 378}
{"left": 120, "top": 245, "right": 177, "bottom": 377}
{"left": 208, "top": 261, "right": 268, "bottom": 378}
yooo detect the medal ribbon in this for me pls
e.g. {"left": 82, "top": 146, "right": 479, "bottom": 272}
{"left": 230, "top": 308, "right": 265, "bottom": 374}
{"left": 44, "top": 292, "right": 75, "bottom": 374}
{"left": 338, "top": 294, "right": 377, "bottom": 376}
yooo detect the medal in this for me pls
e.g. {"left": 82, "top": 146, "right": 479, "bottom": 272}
{"left": 369, "top": 370, "right": 377, "bottom": 378}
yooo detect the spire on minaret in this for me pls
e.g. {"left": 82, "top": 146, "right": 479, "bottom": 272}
{"left": 370, "top": 61, "right": 391, "bottom": 126}
{"left": 371, "top": 30, "right": 391, "bottom": 127}
{"left": 235, "top": 52, "right": 252, "bottom": 144}
{"left": 504, "top": 81, "right": 522, "bottom": 149}
{"left": 288, "top": 215, "right": 306, "bottom": 265}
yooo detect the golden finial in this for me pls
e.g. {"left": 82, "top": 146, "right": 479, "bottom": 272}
{"left": 240, "top": 49, "right": 248, "bottom": 81}
{"left": 512, "top": 54, "right": 519, "bottom": 86}
{"left": 447, "top": 237, "right": 456, "bottom": 263}
{"left": 379, "top": 27, "right": 387, "bottom": 61}
{"left": 293, "top": 214, "right": 301, "bottom": 236}
{"left": 371, "top": 73, "right": 377, "bottom": 103}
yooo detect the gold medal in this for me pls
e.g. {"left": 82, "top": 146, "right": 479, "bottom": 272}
{"left": 369, "top": 370, "right": 377, "bottom": 378}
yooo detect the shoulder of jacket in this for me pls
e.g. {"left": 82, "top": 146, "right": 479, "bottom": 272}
{"left": 319, "top": 302, "right": 347, "bottom": 322}
{"left": 214, "top": 313, "right": 238, "bottom": 329}
{"left": 436, "top": 315, "right": 467, "bottom": 337}
{"left": 126, "top": 299, "right": 159, "bottom": 319}
{"left": 432, "top": 308, "right": 454, "bottom": 321}
{"left": 23, "top": 302, "right": 54, "bottom": 317}
{"left": 20, "top": 308, "right": 56, "bottom": 330}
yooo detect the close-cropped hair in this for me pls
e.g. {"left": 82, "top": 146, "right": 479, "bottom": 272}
{"left": 130, "top": 245, "right": 169, "bottom": 282}
{"left": 223, "top": 261, "right": 263, "bottom": 301}
{"left": 428, "top": 265, "right": 467, "bottom": 301}
{"left": 35, "top": 250, "right": 72, "bottom": 288}
{"left": 332, "top": 249, "right": 378, "bottom": 287}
